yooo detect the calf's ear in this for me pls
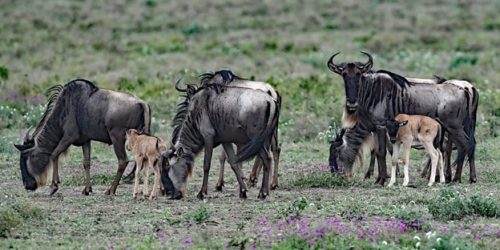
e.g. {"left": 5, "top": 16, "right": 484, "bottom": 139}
{"left": 398, "top": 120, "right": 408, "bottom": 127}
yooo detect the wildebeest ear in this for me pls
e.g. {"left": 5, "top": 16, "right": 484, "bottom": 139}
{"left": 177, "top": 147, "right": 184, "bottom": 157}
{"left": 398, "top": 120, "right": 408, "bottom": 127}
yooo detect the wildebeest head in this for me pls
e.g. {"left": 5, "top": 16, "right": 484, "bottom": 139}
{"left": 328, "top": 128, "right": 346, "bottom": 173}
{"left": 13, "top": 129, "right": 40, "bottom": 191}
{"left": 160, "top": 147, "right": 191, "bottom": 199}
{"left": 327, "top": 51, "right": 373, "bottom": 113}
{"left": 385, "top": 119, "right": 408, "bottom": 144}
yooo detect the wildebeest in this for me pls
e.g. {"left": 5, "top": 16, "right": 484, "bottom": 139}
{"left": 385, "top": 114, "right": 444, "bottom": 187}
{"left": 126, "top": 129, "right": 167, "bottom": 199}
{"left": 327, "top": 52, "right": 478, "bottom": 185}
{"left": 14, "top": 79, "right": 151, "bottom": 195}
{"left": 162, "top": 72, "right": 281, "bottom": 200}
{"left": 197, "top": 70, "right": 282, "bottom": 191}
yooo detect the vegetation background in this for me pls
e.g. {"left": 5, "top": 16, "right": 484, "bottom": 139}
{"left": 0, "top": 0, "right": 498, "bottom": 249}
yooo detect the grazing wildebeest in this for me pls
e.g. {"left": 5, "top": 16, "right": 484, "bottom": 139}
{"left": 197, "top": 70, "right": 281, "bottom": 191}
{"left": 14, "top": 79, "right": 151, "bottom": 195}
{"left": 327, "top": 52, "right": 478, "bottom": 185}
{"left": 385, "top": 114, "right": 445, "bottom": 187}
{"left": 126, "top": 129, "right": 168, "bottom": 199}
{"left": 162, "top": 74, "right": 281, "bottom": 200}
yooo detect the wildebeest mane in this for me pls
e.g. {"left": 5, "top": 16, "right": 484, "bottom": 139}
{"left": 375, "top": 70, "right": 411, "bottom": 88}
{"left": 171, "top": 84, "right": 203, "bottom": 146}
{"left": 199, "top": 70, "right": 244, "bottom": 93}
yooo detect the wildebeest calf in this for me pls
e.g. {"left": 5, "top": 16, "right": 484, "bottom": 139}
{"left": 126, "top": 129, "right": 167, "bottom": 199}
{"left": 385, "top": 114, "right": 445, "bottom": 187}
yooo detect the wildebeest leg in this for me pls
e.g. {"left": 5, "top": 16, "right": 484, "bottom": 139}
{"left": 374, "top": 128, "right": 389, "bottom": 186}
{"left": 82, "top": 142, "right": 93, "bottom": 195}
{"left": 133, "top": 157, "right": 143, "bottom": 199}
{"left": 449, "top": 129, "right": 468, "bottom": 183}
{"left": 248, "top": 157, "right": 262, "bottom": 187}
{"left": 270, "top": 140, "right": 281, "bottom": 190}
{"left": 215, "top": 152, "right": 226, "bottom": 191}
{"left": 106, "top": 132, "right": 128, "bottom": 195}
{"left": 422, "top": 141, "right": 439, "bottom": 187}
{"left": 420, "top": 158, "right": 431, "bottom": 179}
{"left": 444, "top": 137, "right": 453, "bottom": 183}
{"left": 364, "top": 150, "right": 376, "bottom": 179}
{"left": 437, "top": 150, "right": 445, "bottom": 184}
{"left": 49, "top": 137, "right": 75, "bottom": 195}
{"left": 468, "top": 144, "right": 477, "bottom": 183}
{"left": 222, "top": 143, "right": 248, "bottom": 199}
{"left": 257, "top": 148, "right": 271, "bottom": 200}
{"left": 198, "top": 139, "right": 214, "bottom": 200}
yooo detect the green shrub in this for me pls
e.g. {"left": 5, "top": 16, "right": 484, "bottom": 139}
{"left": 0, "top": 65, "right": 8, "bottom": 81}
{"left": 0, "top": 197, "right": 44, "bottom": 237}
{"left": 276, "top": 197, "right": 310, "bottom": 219}
{"left": 185, "top": 204, "right": 211, "bottom": 223}
{"left": 428, "top": 188, "right": 499, "bottom": 220}
{"left": 286, "top": 172, "right": 350, "bottom": 189}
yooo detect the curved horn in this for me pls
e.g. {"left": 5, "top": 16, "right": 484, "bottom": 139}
{"left": 359, "top": 51, "right": 373, "bottom": 72}
{"left": 327, "top": 52, "right": 342, "bottom": 74}
{"left": 174, "top": 78, "right": 187, "bottom": 92}
{"left": 24, "top": 126, "right": 33, "bottom": 142}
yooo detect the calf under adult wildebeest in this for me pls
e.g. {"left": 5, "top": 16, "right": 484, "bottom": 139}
{"left": 327, "top": 52, "right": 478, "bottom": 185}
{"left": 14, "top": 79, "right": 151, "bottom": 195}
{"left": 162, "top": 74, "right": 281, "bottom": 200}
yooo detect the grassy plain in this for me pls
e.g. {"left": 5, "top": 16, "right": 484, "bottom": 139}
{"left": 0, "top": 0, "right": 499, "bottom": 249}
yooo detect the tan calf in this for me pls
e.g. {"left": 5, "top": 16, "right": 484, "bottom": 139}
{"left": 126, "top": 129, "right": 168, "bottom": 199}
{"left": 385, "top": 114, "right": 444, "bottom": 187}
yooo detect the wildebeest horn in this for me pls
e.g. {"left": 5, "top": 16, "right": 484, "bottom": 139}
{"left": 175, "top": 78, "right": 187, "bottom": 92}
{"left": 359, "top": 51, "right": 373, "bottom": 72}
{"left": 327, "top": 52, "right": 342, "bottom": 74}
{"left": 24, "top": 126, "right": 33, "bottom": 142}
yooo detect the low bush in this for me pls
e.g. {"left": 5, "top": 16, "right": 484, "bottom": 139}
{"left": 428, "top": 188, "right": 499, "bottom": 220}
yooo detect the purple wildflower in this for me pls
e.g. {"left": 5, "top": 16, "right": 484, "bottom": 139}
{"left": 182, "top": 238, "right": 192, "bottom": 245}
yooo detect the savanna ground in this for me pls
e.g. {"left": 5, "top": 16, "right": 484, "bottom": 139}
{"left": 1, "top": 0, "right": 499, "bottom": 249}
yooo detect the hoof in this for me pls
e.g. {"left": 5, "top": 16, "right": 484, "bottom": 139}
{"left": 270, "top": 183, "right": 278, "bottom": 190}
{"left": 105, "top": 189, "right": 115, "bottom": 196}
{"left": 50, "top": 187, "right": 59, "bottom": 196}
{"left": 248, "top": 177, "right": 257, "bottom": 187}
{"left": 469, "top": 178, "right": 477, "bottom": 184}
{"left": 197, "top": 192, "right": 205, "bottom": 200}
{"left": 257, "top": 192, "right": 268, "bottom": 200}
{"left": 149, "top": 194, "right": 157, "bottom": 200}
{"left": 364, "top": 173, "right": 371, "bottom": 180}
{"left": 215, "top": 183, "right": 224, "bottom": 192}
{"left": 239, "top": 190, "right": 247, "bottom": 199}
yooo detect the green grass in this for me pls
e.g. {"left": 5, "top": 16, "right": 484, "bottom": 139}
{"left": 0, "top": 0, "right": 499, "bottom": 249}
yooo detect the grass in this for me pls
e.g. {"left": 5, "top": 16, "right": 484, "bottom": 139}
{"left": 0, "top": 0, "right": 499, "bottom": 249}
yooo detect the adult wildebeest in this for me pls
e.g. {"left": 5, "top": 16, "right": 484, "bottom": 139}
{"left": 327, "top": 52, "right": 478, "bottom": 185}
{"left": 14, "top": 79, "right": 151, "bottom": 195}
{"left": 197, "top": 70, "right": 281, "bottom": 191}
{"left": 162, "top": 73, "right": 281, "bottom": 200}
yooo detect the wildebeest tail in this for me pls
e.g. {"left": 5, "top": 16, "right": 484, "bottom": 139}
{"left": 465, "top": 87, "right": 478, "bottom": 162}
{"left": 138, "top": 103, "right": 152, "bottom": 134}
{"left": 236, "top": 98, "right": 280, "bottom": 163}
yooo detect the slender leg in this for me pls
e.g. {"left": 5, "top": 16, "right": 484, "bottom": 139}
{"left": 270, "top": 141, "right": 281, "bottom": 190}
{"left": 375, "top": 128, "right": 389, "bottom": 186}
{"left": 423, "top": 143, "right": 439, "bottom": 187}
{"left": 106, "top": 130, "right": 128, "bottom": 195}
{"left": 215, "top": 152, "right": 226, "bottom": 191}
{"left": 197, "top": 139, "right": 214, "bottom": 200}
{"left": 443, "top": 136, "right": 453, "bottom": 183}
{"left": 143, "top": 160, "right": 151, "bottom": 197}
{"left": 48, "top": 137, "right": 76, "bottom": 196}
{"left": 388, "top": 143, "right": 399, "bottom": 187}
{"left": 49, "top": 157, "right": 59, "bottom": 195}
{"left": 82, "top": 142, "right": 92, "bottom": 195}
{"left": 257, "top": 148, "right": 272, "bottom": 200}
{"left": 248, "top": 157, "right": 261, "bottom": 187}
{"left": 150, "top": 160, "right": 161, "bottom": 200}
{"left": 438, "top": 151, "right": 445, "bottom": 184}
{"left": 222, "top": 143, "right": 248, "bottom": 199}
{"left": 469, "top": 145, "right": 477, "bottom": 183}
{"left": 401, "top": 141, "right": 411, "bottom": 187}
{"left": 133, "top": 157, "right": 143, "bottom": 198}
{"left": 365, "top": 150, "right": 376, "bottom": 179}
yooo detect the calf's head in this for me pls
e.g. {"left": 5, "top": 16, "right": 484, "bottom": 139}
{"left": 385, "top": 119, "right": 408, "bottom": 144}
